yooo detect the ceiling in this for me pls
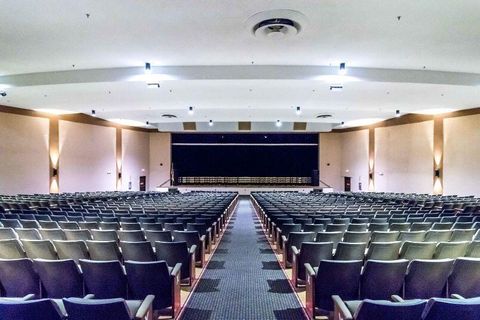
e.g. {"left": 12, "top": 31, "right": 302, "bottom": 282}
{"left": 0, "top": 0, "right": 479, "bottom": 131}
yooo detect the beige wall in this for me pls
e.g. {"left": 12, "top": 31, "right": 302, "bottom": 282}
{"left": 59, "top": 121, "right": 117, "bottom": 192}
{"left": 444, "top": 114, "right": 480, "bottom": 196}
{"left": 319, "top": 133, "right": 343, "bottom": 190}
{"left": 122, "top": 129, "right": 150, "bottom": 191}
{"left": 0, "top": 113, "right": 50, "bottom": 195}
{"left": 149, "top": 133, "right": 172, "bottom": 190}
{"left": 374, "top": 121, "right": 434, "bottom": 194}
{"left": 341, "top": 130, "right": 369, "bottom": 192}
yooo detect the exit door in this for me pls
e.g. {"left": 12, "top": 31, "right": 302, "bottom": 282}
{"left": 139, "top": 176, "right": 146, "bottom": 191}
{"left": 344, "top": 177, "right": 351, "bottom": 192}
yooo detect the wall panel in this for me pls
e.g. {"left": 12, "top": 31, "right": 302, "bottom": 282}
{"left": 122, "top": 129, "right": 150, "bottom": 191}
{"left": 149, "top": 133, "right": 171, "bottom": 190}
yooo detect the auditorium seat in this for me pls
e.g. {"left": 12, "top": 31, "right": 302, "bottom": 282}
{"left": 316, "top": 231, "right": 344, "bottom": 249}
{"left": 19, "top": 220, "right": 40, "bottom": 229}
{"left": 58, "top": 221, "right": 79, "bottom": 230}
{"left": 368, "top": 223, "right": 389, "bottom": 232}
{"left": 411, "top": 222, "right": 433, "bottom": 232}
{"left": 421, "top": 297, "right": 480, "bottom": 320}
{"left": 0, "top": 239, "right": 26, "bottom": 258}
{"left": 433, "top": 241, "right": 469, "bottom": 259}
{"left": 155, "top": 241, "right": 195, "bottom": 285}
{"left": 22, "top": 240, "right": 58, "bottom": 260}
{"left": 120, "top": 223, "right": 142, "bottom": 231}
{"left": 164, "top": 223, "right": 184, "bottom": 232}
{"left": 403, "top": 259, "right": 454, "bottom": 299}
{"left": 448, "top": 258, "right": 480, "bottom": 298}
{"left": 173, "top": 230, "right": 205, "bottom": 267}
{"left": 291, "top": 242, "right": 333, "bottom": 286}
{"left": 34, "top": 259, "right": 84, "bottom": 298}
{"left": 38, "top": 221, "right": 60, "bottom": 229}
{"left": 343, "top": 231, "right": 371, "bottom": 244}
{"left": 118, "top": 230, "right": 146, "bottom": 242}
{"left": 303, "top": 224, "right": 325, "bottom": 233}
{"left": 64, "top": 229, "right": 92, "bottom": 241}
{"left": 78, "top": 222, "right": 99, "bottom": 230}
{"left": 0, "top": 298, "right": 65, "bottom": 320}
{"left": 125, "top": 260, "right": 181, "bottom": 316}
{"left": 53, "top": 240, "right": 89, "bottom": 263}
{"left": 16, "top": 228, "right": 42, "bottom": 240}
{"left": 334, "top": 242, "right": 367, "bottom": 261}
{"left": 140, "top": 223, "right": 163, "bottom": 231}
{"left": 99, "top": 222, "right": 120, "bottom": 231}
{"left": 282, "top": 231, "right": 316, "bottom": 267}
{"left": 91, "top": 229, "right": 118, "bottom": 242}
{"left": 325, "top": 224, "right": 348, "bottom": 233}
{"left": 0, "top": 227, "right": 17, "bottom": 240}
{"left": 424, "top": 230, "right": 452, "bottom": 242}
{"left": 0, "top": 219, "right": 22, "bottom": 229}
{"left": 120, "top": 241, "right": 155, "bottom": 262}
{"left": 86, "top": 240, "right": 122, "bottom": 261}
{"left": 63, "top": 296, "right": 154, "bottom": 320}
{"left": 187, "top": 223, "right": 212, "bottom": 252}
{"left": 276, "top": 223, "right": 302, "bottom": 248}
{"left": 450, "top": 229, "right": 476, "bottom": 242}
{"left": 360, "top": 259, "right": 409, "bottom": 300}
{"left": 365, "top": 241, "right": 401, "bottom": 260}
{"left": 0, "top": 258, "right": 40, "bottom": 297}
{"left": 39, "top": 229, "right": 66, "bottom": 241}
{"left": 398, "top": 231, "right": 426, "bottom": 243}
{"left": 389, "top": 223, "right": 411, "bottom": 232}
{"left": 370, "top": 231, "right": 400, "bottom": 243}
{"left": 80, "top": 259, "right": 128, "bottom": 299}
{"left": 399, "top": 241, "right": 437, "bottom": 260}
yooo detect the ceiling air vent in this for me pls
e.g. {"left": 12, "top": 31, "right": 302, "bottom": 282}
{"left": 247, "top": 10, "right": 307, "bottom": 40}
{"left": 316, "top": 114, "right": 333, "bottom": 119}
{"left": 161, "top": 114, "right": 177, "bottom": 119}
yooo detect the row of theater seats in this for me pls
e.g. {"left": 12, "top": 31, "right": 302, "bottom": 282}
{"left": 305, "top": 257, "right": 480, "bottom": 318}
{"left": 0, "top": 257, "right": 180, "bottom": 319}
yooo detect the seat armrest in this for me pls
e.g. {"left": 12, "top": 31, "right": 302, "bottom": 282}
{"left": 292, "top": 246, "right": 300, "bottom": 256}
{"left": 135, "top": 294, "right": 155, "bottom": 320}
{"left": 83, "top": 294, "right": 95, "bottom": 299}
{"left": 21, "top": 294, "right": 35, "bottom": 300}
{"left": 333, "top": 295, "right": 353, "bottom": 320}
{"left": 189, "top": 244, "right": 197, "bottom": 255}
{"left": 305, "top": 263, "right": 316, "bottom": 277}
{"left": 200, "top": 235, "right": 206, "bottom": 242}
{"left": 171, "top": 263, "right": 182, "bottom": 277}
{"left": 305, "top": 263, "right": 317, "bottom": 319}
{"left": 391, "top": 295, "right": 404, "bottom": 302}
{"left": 451, "top": 294, "right": 465, "bottom": 300}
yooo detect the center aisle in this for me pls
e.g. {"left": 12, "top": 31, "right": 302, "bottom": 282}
{"left": 180, "top": 197, "right": 306, "bottom": 320}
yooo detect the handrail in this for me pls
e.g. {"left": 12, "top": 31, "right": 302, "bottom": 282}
{"left": 319, "top": 179, "right": 332, "bottom": 188}
{"left": 157, "top": 178, "right": 171, "bottom": 188}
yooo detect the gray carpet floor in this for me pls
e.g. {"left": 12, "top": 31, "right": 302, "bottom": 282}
{"left": 179, "top": 198, "right": 306, "bottom": 320}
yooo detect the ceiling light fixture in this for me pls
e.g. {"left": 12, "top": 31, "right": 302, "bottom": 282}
{"left": 395, "top": 110, "right": 400, "bottom": 117}
{"left": 146, "top": 121, "right": 150, "bottom": 126}
{"left": 330, "top": 85, "right": 343, "bottom": 92}
{"left": 147, "top": 83, "right": 160, "bottom": 89}
{"left": 276, "top": 120, "right": 282, "bottom": 127}
{"left": 339, "top": 62, "right": 347, "bottom": 75}
{"left": 91, "top": 109, "right": 96, "bottom": 117}
{"left": 209, "top": 120, "right": 213, "bottom": 127}
{"left": 295, "top": 106, "right": 301, "bottom": 115}
{"left": 188, "top": 106, "right": 194, "bottom": 115}
{"left": 145, "top": 62, "right": 151, "bottom": 74}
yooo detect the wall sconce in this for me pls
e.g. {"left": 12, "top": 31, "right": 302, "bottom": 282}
{"left": 118, "top": 172, "right": 122, "bottom": 179}
{"left": 369, "top": 172, "right": 373, "bottom": 180}
{"left": 434, "top": 169, "right": 441, "bottom": 178}
{"left": 52, "top": 168, "right": 58, "bottom": 177}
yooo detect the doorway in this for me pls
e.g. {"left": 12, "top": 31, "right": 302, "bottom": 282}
{"left": 139, "top": 176, "right": 146, "bottom": 191}
{"left": 344, "top": 177, "right": 351, "bottom": 192}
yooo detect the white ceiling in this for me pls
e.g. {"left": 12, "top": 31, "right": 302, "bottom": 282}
{"left": 0, "top": 0, "right": 479, "bottom": 131}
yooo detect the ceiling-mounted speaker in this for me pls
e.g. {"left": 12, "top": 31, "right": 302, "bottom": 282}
{"left": 293, "top": 122, "right": 307, "bottom": 131}
{"left": 238, "top": 122, "right": 251, "bottom": 131}
{"left": 183, "top": 122, "right": 196, "bottom": 131}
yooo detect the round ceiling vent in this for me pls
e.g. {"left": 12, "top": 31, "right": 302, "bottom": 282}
{"left": 246, "top": 9, "right": 307, "bottom": 40}
{"left": 161, "top": 114, "right": 177, "bottom": 118}
{"left": 316, "top": 114, "right": 333, "bottom": 119}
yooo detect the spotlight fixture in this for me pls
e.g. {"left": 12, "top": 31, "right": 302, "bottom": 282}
{"left": 188, "top": 106, "right": 194, "bottom": 115}
{"left": 91, "top": 109, "right": 96, "bottom": 117}
{"left": 145, "top": 62, "right": 151, "bottom": 74}
{"left": 0, "top": 91, "right": 6, "bottom": 97}
{"left": 330, "top": 85, "right": 343, "bottom": 92}
{"left": 339, "top": 62, "right": 347, "bottom": 75}
{"left": 295, "top": 106, "right": 301, "bottom": 115}
{"left": 145, "top": 121, "right": 150, "bottom": 125}
{"left": 276, "top": 120, "right": 282, "bottom": 127}
{"left": 341, "top": 121, "right": 345, "bottom": 126}
{"left": 395, "top": 109, "right": 400, "bottom": 117}
{"left": 146, "top": 83, "right": 160, "bottom": 88}
{"left": 208, "top": 120, "right": 213, "bottom": 126}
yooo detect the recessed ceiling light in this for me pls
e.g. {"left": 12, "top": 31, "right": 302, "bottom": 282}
{"left": 330, "top": 85, "right": 343, "bottom": 92}
{"left": 145, "top": 62, "right": 151, "bottom": 74}
{"left": 395, "top": 110, "right": 401, "bottom": 117}
{"left": 188, "top": 106, "right": 194, "bottom": 115}
{"left": 295, "top": 106, "right": 301, "bottom": 115}
{"left": 209, "top": 120, "right": 214, "bottom": 126}
{"left": 276, "top": 120, "right": 282, "bottom": 127}
{"left": 339, "top": 62, "right": 347, "bottom": 75}
{"left": 91, "top": 109, "right": 96, "bottom": 117}
{"left": 412, "top": 108, "right": 457, "bottom": 115}
{"left": 34, "top": 109, "right": 77, "bottom": 115}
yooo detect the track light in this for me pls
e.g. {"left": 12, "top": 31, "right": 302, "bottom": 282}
{"left": 296, "top": 106, "right": 301, "bottom": 115}
{"left": 395, "top": 109, "right": 400, "bottom": 117}
{"left": 276, "top": 120, "right": 282, "bottom": 127}
{"left": 339, "top": 62, "right": 347, "bottom": 75}
{"left": 91, "top": 109, "right": 96, "bottom": 117}
{"left": 146, "top": 121, "right": 150, "bottom": 125}
{"left": 188, "top": 106, "right": 194, "bottom": 115}
{"left": 340, "top": 121, "right": 345, "bottom": 126}
{"left": 145, "top": 62, "right": 151, "bottom": 74}
{"left": 209, "top": 120, "right": 213, "bottom": 126}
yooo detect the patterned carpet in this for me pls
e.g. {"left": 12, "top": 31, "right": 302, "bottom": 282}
{"left": 180, "top": 197, "right": 306, "bottom": 320}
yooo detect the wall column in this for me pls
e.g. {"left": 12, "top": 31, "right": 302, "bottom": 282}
{"left": 49, "top": 118, "right": 60, "bottom": 193}
{"left": 433, "top": 117, "right": 444, "bottom": 194}
{"left": 368, "top": 128, "right": 375, "bottom": 191}
{"left": 116, "top": 127, "right": 122, "bottom": 191}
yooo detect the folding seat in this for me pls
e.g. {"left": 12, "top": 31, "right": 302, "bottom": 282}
{"left": 421, "top": 297, "right": 480, "bottom": 320}
{"left": 303, "top": 224, "right": 325, "bottom": 233}
{"left": 91, "top": 229, "right": 118, "bottom": 241}
{"left": 431, "top": 222, "right": 453, "bottom": 231}
{"left": 36, "top": 215, "right": 52, "bottom": 222}
{"left": 118, "top": 230, "right": 146, "bottom": 242}
{"left": 119, "top": 217, "right": 138, "bottom": 223}
{"left": 368, "top": 223, "right": 389, "bottom": 232}
{"left": 164, "top": 223, "right": 184, "bottom": 232}
{"left": 342, "top": 231, "right": 370, "bottom": 244}
{"left": 316, "top": 231, "right": 344, "bottom": 249}
{"left": 125, "top": 260, "right": 181, "bottom": 316}
{"left": 410, "top": 222, "right": 432, "bottom": 231}
{"left": 450, "top": 229, "right": 476, "bottom": 242}
{"left": 333, "top": 218, "right": 350, "bottom": 225}
{"left": 101, "top": 217, "right": 119, "bottom": 223}
{"left": 121, "top": 222, "right": 142, "bottom": 231}
{"left": 433, "top": 241, "right": 469, "bottom": 259}
{"left": 305, "top": 260, "right": 362, "bottom": 316}
{"left": 50, "top": 215, "right": 68, "bottom": 222}
{"left": 366, "top": 241, "right": 401, "bottom": 260}
{"left": 424, "top": 217, "right": 442, "bottom": 223}
{"left": 38, "top": 221, "right": 60, "bottom": 229}
{"left": 352, "top": 217, "right": 369, "bottom": 224}
{"left": 389, "top": 223, "right": 411, "bottom": 232}
{"left": 399, "top": 241, "right": 436, "bottom": 260}
{"left": 282, "top": 232, "right": 316, "bottom": 267}
{"left": 0, "top": 219, "right": 22, "bottom": 229}
{"left": 15, "top": 228, "right": 42, "bottom": 240}
{"left": 176, "top": 217, "right": 194, "bottom": 229}
{"left": 276, "top": 223, "right": 302, "bottom": 248}
{"left": 466, "top": 241, "right": 480, "bottom": 258}
{"left": 332, "top": 296, "right": 426, "bottom": 320}
{"left": 141, "top": 222, "right": 163, "bottom": 231}
{"left": 424, "top": 230, "right": 452, "bottom": 242}
{"left": 145, "top": 230, "right": 172, "bottom": 247}
{"left": 370, "top": 231, "right": 400, "bottom": 243}
{"left": 139, "top": 217, "right": 156, "bottom": 224}
{"left": 86, "top": 240, "right": 122, "bottom": 261}
{"left": 334, "top": 242, "right": 366, "bottom": 261}
{"left": 398, "top": 231, "right": 426, "bottom": 244}
{"left": 58, "top": 221, "right": 79, "bottom": 230}
{"left": 79, "top": 260, "right": 127, "bottom": 298}
{"left": 291, "top": 242, "right": 333, "bottom": 287}
{"left": 0, "top": 299, "right": 65, "bottom": 320}
{"left": 360, "top": 259, "right": 409, "bottom": 300}
{"left": 294, "top": 217, "right": 313, "bottom": 228}
{"left": 325, "top": 224, "right": 348, "bottom": 233}
{"left": 0, "top": 227, "right": 18, "bottom": 240}
{"left": 19, "top": 219, "right": 40, "bottom": 229}
{"left": 64, "top": 229, "right": 92, "bottom": 241}
{"left": 187, "top": 222, "right": 213, "bottom": 252}
{"left": 0, "top": 258, "right": 40, "bottom": 297}
{"left": 403, "top": 259, "right": 454, "bottom": 299}
{"left": 63, "top": 296, "right": 154, "bottom": 320}
{"left": 53, "top": 240, "right": 89, "bottom": 263}
{"left": 99, "top": 221, "right": 120, "bottom": 230}
{"left": 452, "top": 222, "right": 474, "bottom": 230}
{"left": 371, "top": 218, "right": 388, "bottom": 224}
{"left": 39, "top": 228, "right": 66, "bottom": 241}
{"left": 78, "top": 221, "right": 99, "bottom": 230}
{"left": 155, "top": 241, "right": 195, "bottom": 285}
{"left": 33, "top": 259, "right": 84, "bottom": 298}
{"left": 447, "top": 257, "right": 480, "bottom": 299}
{"left": 347, "top": 223, "right": 368, "bottom": 232}
{"left": 22, "top": 239, "right": 58, "bottom": 260}
{"left": 120, "top": 241, "right": 155, "bottom": 262}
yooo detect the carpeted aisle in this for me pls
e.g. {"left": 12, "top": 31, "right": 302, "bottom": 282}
{"left": 180, "top": 198, "right": 306, "bottom": 320}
